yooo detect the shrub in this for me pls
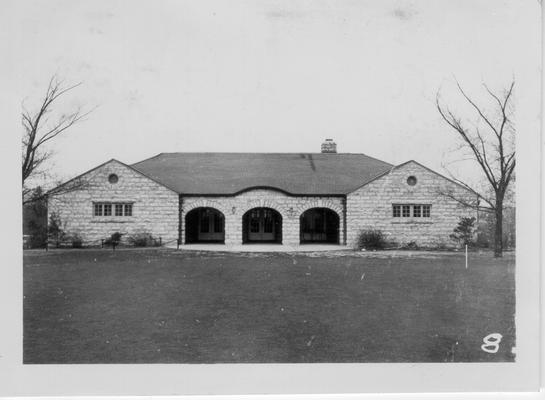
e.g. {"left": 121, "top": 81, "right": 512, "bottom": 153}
{"left": 48, "top": 212, "right": 66, "bottom": 248}
{"left": 70, "top": 234, "right": 83, "bottom": 248}
{"left": 104, "top": 232, "right": 123, "bottom": 248}
{"left": 475, "top": 232, "right": 490, "bottom": 248}
{"left": 28, "top": 222, "right": 47, "bottom": 248}
{"left": 430, "top": 241, "right": 453, "bottom": 251}
{"left": 24, "top": 190, "right": 48, "bottom": 248}
{"left": 401, "top": 241, "right": 419, "bottom": 250}
{"left": 357, "top": 229, "right": 386, "bottom": 250}
{"left": 127, "top": 232, "right": 161, "bottom": 247}
{"left": 450, "top": 217, "right": 476, "bottom": 247}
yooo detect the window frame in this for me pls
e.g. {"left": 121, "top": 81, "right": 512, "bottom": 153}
{"left": 104, "top": 203, "right": 112, "bottom": 216}
{"left": 93, "top": 202, "right": 134, "bottom": 218}
{"left": 392, "top": 203, "right": 432, "bottom": 219}
{"left": 94, "top": 203, "right": 103, "bottom": 217}
{"left": 422, "top": 204, "right": 431, "bottom": 218}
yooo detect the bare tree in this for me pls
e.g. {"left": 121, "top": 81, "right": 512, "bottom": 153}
{"left": 436, "top": 78, "right": 515, "bottom": 257}
{"left": 22, "top": 75, "right": 93, "bottom": 204}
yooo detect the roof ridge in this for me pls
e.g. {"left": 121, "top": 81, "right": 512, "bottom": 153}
{"left": 156, "top": 151, "right": 380, "bottom": 154}
{"left": 131, "top": 152, "right": 165, "bottom": 166}
{"left": 136, "top": 151, "right": 393, "bottom": 162}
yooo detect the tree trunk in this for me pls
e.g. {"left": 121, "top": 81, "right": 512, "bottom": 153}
{"left": 494, "top": 199, "right": 504, "bottom": 258}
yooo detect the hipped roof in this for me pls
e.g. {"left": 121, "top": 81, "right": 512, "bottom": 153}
{"left": 131, "top": 152, "right": 394, "bottom": 195}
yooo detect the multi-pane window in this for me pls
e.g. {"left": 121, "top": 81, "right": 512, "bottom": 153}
{"left": 200, "top": 210, "right": 210, "bottom": 233}
{"left": 249, "top": 210, "right": 260, "bottom": 232}
{"left": 263, "top": 209, "right": 274, "bottom": 233}
{"left": 423, "top": 205, "right": 431, "bottom": 218}
{"left": 213, "top": 212, "right": 223, "bottom": 233}
{"left": 392, "top": 204, "right": 431, "bottom": 218}
{"left": 93, "top": 202, "right": 133, "bottom": 217}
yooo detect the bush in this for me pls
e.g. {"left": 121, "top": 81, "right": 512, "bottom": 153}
{"left": 357, "top": 229, "right": 386, "bottom": 250}
{"left": 104, "top": 232, "right": 123, "bottom": 247}
{"left": 127, "top": 232, "right": 161, "bottom": 247}
{"left": 70, "top": 234, "right": 83, "bottom": 248}
{"left": 24, "top": 190, "right": 48, "bottom": 248}
{"left": 450, "top": 217, "right": 476, "bottom": 247}
{"left": 475, "top": 232, "right": 490, "bottom": 248}
{"left": 48, "top": 212, "right": 66, "bottom": 248}
{"left": 28, "top": 224, "right": 47, "bottom": 248}
{"left": 430, "top": 241, "right": 453, "bottom": 251}
{"left": 401, "top": 241, "right": 419, "bottom": 250}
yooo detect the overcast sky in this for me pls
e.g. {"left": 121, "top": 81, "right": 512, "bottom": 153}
{"left": 4, "top": 0, "right": 541, "bottom": 184}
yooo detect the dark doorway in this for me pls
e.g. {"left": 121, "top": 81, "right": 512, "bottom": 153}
{"left": 185, "top": 207, "right": 225, "bottom": 243}
{"left": 242, "top": 208, "right": 282, "bottom": 244}
{"left": 300, "top": 208, "right": 340, "bottom": 244}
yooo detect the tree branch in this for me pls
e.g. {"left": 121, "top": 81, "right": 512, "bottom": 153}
{"left": 436, "top": 78, "right": 516, "bottom": 257}
{"left": 24, "top": 177, "right": 90, "bottom": 205}
{"left": 436, "top": 93, "right": 499, "bottom": 190}
{"left": 21, "top": 75, "right": 92, "bottom": 189}
{"left": 455, "top": 79, "right": 500, "bottom": 140}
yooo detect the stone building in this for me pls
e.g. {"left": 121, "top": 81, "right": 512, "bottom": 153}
{"left": 48, "top": 139, "right": 476, "bottom": 248}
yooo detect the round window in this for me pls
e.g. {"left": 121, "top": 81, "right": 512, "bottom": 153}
{"left": 407, "top": 176, "right": 417, "bottom": 186}
{"left": 108, "top": 174, "right": 119, "bottom": 184}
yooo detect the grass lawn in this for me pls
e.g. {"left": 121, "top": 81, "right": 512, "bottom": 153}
{"left": 23, "top": 249, "right": 515, "bottom": 363}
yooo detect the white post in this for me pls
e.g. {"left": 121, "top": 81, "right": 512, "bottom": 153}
{"left": 465, "top": 244, "right": 468, "bottom": 269}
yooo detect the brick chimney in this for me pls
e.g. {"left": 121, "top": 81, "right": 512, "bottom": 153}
{"left": 321, "top": 138, "right": 337, "bottom": 153}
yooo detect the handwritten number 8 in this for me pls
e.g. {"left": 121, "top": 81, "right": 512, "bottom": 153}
{"left": 481, "top": 333, "right": 502, "bottom": 354}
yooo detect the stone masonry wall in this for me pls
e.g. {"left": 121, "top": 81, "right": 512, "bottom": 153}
{"left": 181, "top": 190, "right": 345, "bottom": 246}
{"left": 346, "top": 161, "right": 477, "bottom": 248}
{"left": 48, "top": 159, "right": 474, "bottom": 248}
{"left": 48, "top": 160, "right": 179, "bottom": 245}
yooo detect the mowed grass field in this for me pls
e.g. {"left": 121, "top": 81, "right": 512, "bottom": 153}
{"left": 23, "top": 249, "right": 515, "bottom": 363}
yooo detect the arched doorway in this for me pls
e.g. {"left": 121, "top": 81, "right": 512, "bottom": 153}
{"left": 185, "top": 207, "right": 225, "bottom": 243}
{"left": 300, "top": 208, "right": 340, "bottom": 244}
{"left": 242, "top": 208, "right": 282, "bottom": 244}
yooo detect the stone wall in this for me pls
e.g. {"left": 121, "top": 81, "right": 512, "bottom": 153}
{"left": 181, "top": 189, "right": 345, "bottom": 246}
{"left": 346, "top": 161, "right": 477, "bottom": 248}
{"left": 48, "top": 159, "right": 475, "bottom": 249}
{"left": 47, "top": 160, "right": 179, "bottom": 245}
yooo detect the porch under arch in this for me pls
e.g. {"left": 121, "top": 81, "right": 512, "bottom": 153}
{"left": 299, "top": 207, "right": 340, "bottom": 244}
{"left": 242, "top": 207, "right": 283, "bottom": 244}
{"left": 185, "top": 207, "right": 225, "bottom": 244}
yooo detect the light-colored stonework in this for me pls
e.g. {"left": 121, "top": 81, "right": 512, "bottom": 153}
{"left": 181, "top": 190, "right": 344, "bottom": 246}
{"left": 48, "top": 159, "right": 475, "bottom": 248}
{"left": 346, "top": 161, "right": 477, "bottom": 247}
{"left": 47, "top": 160, "right": 179, "bottom": 245}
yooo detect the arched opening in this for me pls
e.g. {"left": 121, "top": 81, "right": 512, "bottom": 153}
{"left": 185, "top": 207, "right": 225, "bottom": 244}
{"left": 300, "top": 208, "right": 340, "bottom": 244}
{"left": 242, "top": 208, "right": 282, "bottom": 244}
